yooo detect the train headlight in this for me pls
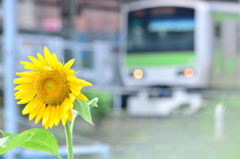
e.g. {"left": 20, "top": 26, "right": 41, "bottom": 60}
{"left": 184, "top": 68, "right": 194, "bottom": 77}
{"left": 133, "top": 69, "right": 144, "bottom": 79}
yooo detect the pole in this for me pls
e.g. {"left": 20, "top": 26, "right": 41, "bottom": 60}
{"left": 68, "top": 0, "right": 76, "bottom": 40}
{"left": 214, "top": 103, "right": 225, "bottom": 139}
{"left": 3, "top": 0, "right": 18, "bottom": 158}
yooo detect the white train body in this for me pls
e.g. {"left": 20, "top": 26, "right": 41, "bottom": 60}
{"left": 120, "top": 1, "right": 240, "bottom": 89}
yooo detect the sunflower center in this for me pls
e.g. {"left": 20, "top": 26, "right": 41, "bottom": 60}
{"left": 44, "top": 79, "right": 56, "bottom": 90}
{"left": 35, "top": 69, "right": 70, "bottom": 106}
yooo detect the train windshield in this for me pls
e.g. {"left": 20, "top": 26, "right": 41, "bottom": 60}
{"left": 127, "top": 7, "right": 195, "bottom": 53}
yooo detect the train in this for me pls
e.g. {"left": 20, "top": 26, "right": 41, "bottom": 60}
{"left": 2, "top": 1, "right": 240, "bottom": 116}
{"left": 119, "top": 1, "right": 240, "bottom": 115}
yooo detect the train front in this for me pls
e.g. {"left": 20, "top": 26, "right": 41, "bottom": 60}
{"left": 120, "top": 2, "right": 212, "bottom": 89}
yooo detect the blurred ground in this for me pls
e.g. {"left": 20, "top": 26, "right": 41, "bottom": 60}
{"left": 1, "top": 97, "right": 240, "bottom": 159}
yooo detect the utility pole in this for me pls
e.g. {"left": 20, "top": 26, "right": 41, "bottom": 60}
{"left": 3, "top": 0, "right": 18, "bottom": 158}
{"left": 61, "top": 0, "right": 77, "bottom": 61}
{"left": 61, "top": 0, "right": 77, "bottom": 40}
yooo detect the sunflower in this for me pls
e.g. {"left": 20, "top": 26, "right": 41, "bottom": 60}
{"left": 14, "top": 46, "right": 92, "bottom": 129}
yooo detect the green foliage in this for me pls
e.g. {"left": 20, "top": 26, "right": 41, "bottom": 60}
{"left": 0, "top": 129, "right": 62, "bottom": 159}
{"left": 0, "top": 97, "right": 99, "bottom": 157}
{"left": 88, "top": 98, "right": 98, "bottom": 108}
{"left": 73, "top": 98, "right": 97, "bottom": 125}
{"left": 83, "top": 91, "right": 112, "bottom": 117}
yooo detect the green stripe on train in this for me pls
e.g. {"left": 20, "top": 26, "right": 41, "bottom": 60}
{"left": 126, "top": 51, "right": 195, "bottom": 67}
{"left": 211, "top": 12, "right": 239, "bottom": 21}
{"left": 214, "top": 50, "right": 237, "bottom": 73}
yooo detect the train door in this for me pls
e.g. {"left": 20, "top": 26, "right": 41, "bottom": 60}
{"left": 211, "top": 13, "right": 240, "bottom": 90}
{"left": 63, "top": 40, "right": 114, "bottom": 85}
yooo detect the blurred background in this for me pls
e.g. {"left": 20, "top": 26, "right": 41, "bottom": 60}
{"left": 2, "top": 0, "right": 240, "bottom": 158}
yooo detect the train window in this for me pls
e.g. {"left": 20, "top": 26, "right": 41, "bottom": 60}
{"left": 127, "top": 7, "right": 195, "bottom": 53}
{"left": 81, "top": 50, "right": 93, "bottom": 69}
{"left": 64, "top": 49, "right": 75, "bottom": 67}
{"left": 214, "top": 23, "right": 221, "bottom": 38}
{"left": 0, "top": 43, "right": 3, "bottom": 64}
{"left": 238, "top": 24, "right": 240, "bottom": 56}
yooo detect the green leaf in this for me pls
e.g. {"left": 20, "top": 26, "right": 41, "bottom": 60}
{"left": 72, "top": 109, "right": 78, "bottom": 119}
{"left": 1, "top": 131, "right": 13, "bottom": 138}
{"left": 0, "top": 129, "right": 62, "bottom": 159}
{"left": 0, "top": 136, "right": 14, "bottom": 148}
{"left": 74, "top": 98, "right": 94, "bottom": 125}
{"left": 88, "top": 98, "right": 98, "bottom": 108}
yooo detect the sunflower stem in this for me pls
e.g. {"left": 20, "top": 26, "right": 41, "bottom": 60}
{"left": 70, "top": 116, "right": 77, "bottom": 133}
{"left": 64, "top": 121, "right": 74, "bottom": 159}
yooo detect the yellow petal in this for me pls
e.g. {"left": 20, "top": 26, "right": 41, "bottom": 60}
{"left": 62, "top": 59, "right": 75, "bottom": 72}
{"left": 70, "top": 83, "right": 82, "bottom": 91}
{"left": 44, "top": 46, "right": 53, "bottom": 67}
{"left": 51, "top": 54, "right": 59, "bottom": 69}
{"left": 29, "top": 101, "right": 42, "bottom": 120}
{"left": 65, "top": 69, "right": 75, "bottom": 75}
{"left": 14, "top": 90, "right": 25, "bottom": 96}
{"left": 49, "top": 106, "right": 56, "bottom": 128}
{"left": 75, "top": 79, "right": 93, "bottom": 86}
{"left": 83, "top": 81, "right": 92, "bottom": 86}
{"left": 70, "top": 84, "right": 81, "bottom": 92}
{"left": 70, "top": 87, "right": 80, "bottom": 97}
{"left": 67, "top": 109, "right": 72, "bottom": 121}
{"left": 67, "top": 75, "right": 77, "bottom": 81}
{"left": 35, "top": 103, "right": 46, "bottom": 124}
{"left": 28, "top": 56, "right": 44, "bottom": 68}
{"left": 77, "top": 93, "right": 89, "bottom": 101}
{"left": 44, "top": 121, "right": 50, "bottom": 129}
{"left": 24, "top": 65, "right": 42, "bottom": 72}
{"left": 22, "top": 97, "right": 39, "bottom": 114}
{"left": 69, "top": 93, "right": 76, "bottom": 102}
{"left": 14, "top": 83, "right": 34, "bottom": 91}
{"left": 14, "top": 77, "right": 35, "bottom": 84}
{"left": 60, "top": 105, "right": 67, "bottom": 125}
{"left": 54, "top": 106, "right": 61, "bottom": 126}
{"left": 15, "top": 91, "right": 36, "bottom": 100}
{"left": 42, "top": 106, "right": 51, "bottom": 125}
{"left": 61, "top": 117, "right": 67, "bottom": 126}
{"left": 16, "top": 71, "right": 38, "bottom": 77}
{"left": 17, "top": 94, "right": 36, "bottom": 104}
{"left": 66, "top": 98, "right": 74, "bottom": 109}
{"left": 63, "top": 98, "right": 71, "bottom": 111}
{"left": 37, "top": 53, "right": 47, "bottom": 66}
{"left": 14, "top": 89, "right": 35, "bottom": 97}
{"left": 56, "top": 62, "right": 63, "bottom": 71}
{"left": 20, "top": 61, "right": 42, "bottom": 72}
